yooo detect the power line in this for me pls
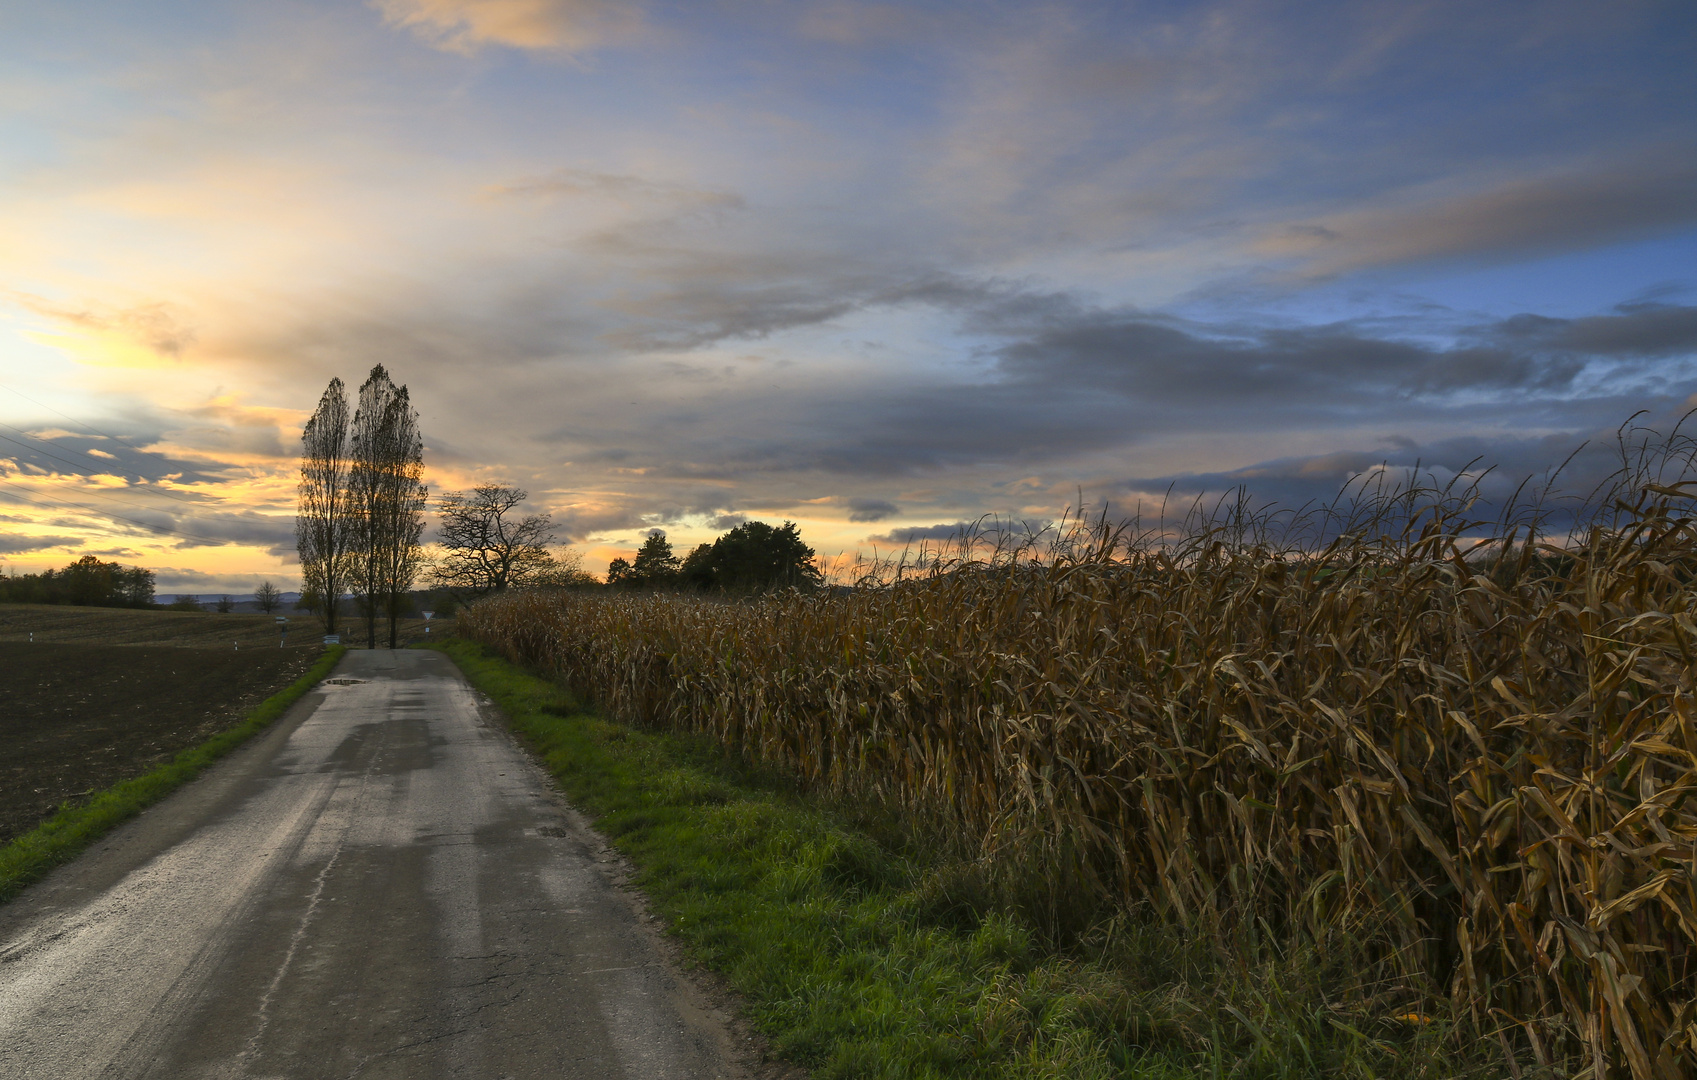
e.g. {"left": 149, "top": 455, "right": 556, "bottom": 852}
{"left": 0, "top": 429, "right": 213, "bottom": 521}
{"left": 0, "top": 382, "right": 177, "bottom": 462}
{"left": 0, "top": 382, "right": 215, "bottom": 507}
{"left": 0, "top": 381, "right": 291, "bottom": 547}
{"left": 0, "top": 478, "right": 251, "bottom": 548}
{"left": 0, "top": 462, "right": 220, "bottom": 527}
{"left": 0, "top": 421, "right": 206, "bottom": 506}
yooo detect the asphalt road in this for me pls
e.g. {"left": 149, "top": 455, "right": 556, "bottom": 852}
{"left": 0, "top": 649, "right": 748, "bottom": 1079}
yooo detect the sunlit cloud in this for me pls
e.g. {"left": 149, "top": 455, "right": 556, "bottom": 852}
{"left": 1255, "top": 153, "right": 1697, "bottom": 279}
{"left": 373, "top": 0, "right": 643, "bottom": 54}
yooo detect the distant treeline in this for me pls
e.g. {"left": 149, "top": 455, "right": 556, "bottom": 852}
{"left": 0, "top": 554, "right": 156, "bottom": 608}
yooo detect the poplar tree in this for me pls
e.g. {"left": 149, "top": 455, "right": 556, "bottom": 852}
{"left": 296, "top": 378, "right": 352, "bottom": 636}
{"left": 376, "top": 384, "right": 427, "bottom": 647}
{"left": 349, "top": 365, "right": 427, "bottom": 649}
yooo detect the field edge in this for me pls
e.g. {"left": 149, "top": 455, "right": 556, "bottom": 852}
{"left": 430, "top": 639, "right": 1194, "bottom": 1078}
{"left": 431, "top": 636, "right": 1501, "bottom": 1080}
{"left": 0, "top": 644, "right": 347, "bottom": 904}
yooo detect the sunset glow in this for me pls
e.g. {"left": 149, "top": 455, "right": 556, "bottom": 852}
{"left": 3, "top": 1, "right": 1694, "bottom": 592}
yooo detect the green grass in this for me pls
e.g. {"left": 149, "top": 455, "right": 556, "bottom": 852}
{"left": 0, "top": 645, "right": 346, "bottom": 904}
{"left": 433, "top": 639, "right": 1487, "bottom": 1080}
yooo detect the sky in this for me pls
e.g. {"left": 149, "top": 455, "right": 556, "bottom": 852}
{"left": 1, "top": 0, "right": 1694, "bottom": 593}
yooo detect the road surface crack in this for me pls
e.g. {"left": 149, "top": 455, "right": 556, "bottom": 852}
{"left": 240, "top": 843, "right": 346, "bottom": 1062}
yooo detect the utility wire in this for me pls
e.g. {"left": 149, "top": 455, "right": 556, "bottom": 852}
{"left": 0, "top": 382, "right": 173, "bottom": 461}
{"left": 0, "top": 381, "right": 289, "bottom": 547}
{"left": 0, "top": 421, "right": 206, "bottom": 506}
{"left": 0, "top": 430, "right": 214, "bottom": 522}
{"left": 0, "top": 479, "right": 248, "bottom": 548}
{"left": 0, "top": 382, "right": 214, "bottom": 506}
{"left": 0, "top": 458, "right": 218, "bottom": 523}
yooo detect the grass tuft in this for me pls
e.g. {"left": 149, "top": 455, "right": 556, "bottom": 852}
{"left": 0, "top": 645, "right": 346, "bottom": 904}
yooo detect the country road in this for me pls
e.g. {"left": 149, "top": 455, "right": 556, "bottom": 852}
{"left": 0, "top": 649, "right": 749, "bottom": 1079}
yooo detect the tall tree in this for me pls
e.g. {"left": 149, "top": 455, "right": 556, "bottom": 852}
{"left": 349, "top": 365, "right": 427, "bottom": 649}
{"left": 296, "top": 378, "right": 353, "bottom": 636}
{"left": 627, "top": 530, "right": 680, "bottom": 587}
{"left": 433, "top": 485, "right": 560, "bottom": 595}
{"left": 379, "top": 386, "right": 427, "bottom": 648}
{"left": 680, "top": 520, "right": 822, "bottom": 592}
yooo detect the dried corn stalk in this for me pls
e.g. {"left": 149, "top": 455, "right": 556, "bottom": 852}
{"left": 466, "top": 480, "right": 1697, "bottom": 1077}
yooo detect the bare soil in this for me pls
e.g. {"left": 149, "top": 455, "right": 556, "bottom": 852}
{"left": 0, "top": 641, "right": 321, "bottom": 844}
{"left": 0, "top": 602, "right": 451, "bottom": 649}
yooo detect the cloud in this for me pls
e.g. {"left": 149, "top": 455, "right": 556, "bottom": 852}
{"left": 373, "top": 0, "right": 642, "bottom": 53}
{"left": 985, "top": 297, "right": 1697, "bottom": 413}
{"left": 0, "top": 417, "right": 298, "bottom": 553}
{"left": 795, "top": 2, "right": 933, "bottom": 47}
{"left": 0, "top": 534, "right": 84, "bottom": 555}
{"left": 1513, "top": 304, "right": 1697, "bottom": 358}
{"left": 0, "top": 424, "right": 256, "bottom": 503}
{"left": 485, "top": 169, "right": 743, "bottom": 214}
{"left": 599, "top": 270, "right": 874, "bottom": 352}
{"left": 8, "top": 0, "right": 1697, "bottom": 580}
{"left": 8, "top": 291, "right": 198, "bottom": 358}
{"left": 512, "top": 279, "right": 1697, "bottom": 497}
{"left": 846, "top": 497, "right": 897, "bottom": 522}
{"left": 1260, "top": 153, "right": 1697, "bottom": 277}
{"left": 865, "top": 522, "right": 973, "bottom": 545}
{"left": 1109, "top": 413, "right": 1697, "bottom": 531}
{"left": 152, "top": 566, "right": 219, "bottom": 585}
{"left": 545, "top": 503, "right": 651, "bottom": 543}
{"left": 164, "top": 511, "right": 298, "bottom": 555}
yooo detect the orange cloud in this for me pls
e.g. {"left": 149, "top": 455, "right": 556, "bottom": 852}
{"left": 373, "top": 0, "right": 643, "bottom": 54}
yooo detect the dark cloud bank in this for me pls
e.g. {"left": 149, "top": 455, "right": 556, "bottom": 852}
{"left": 643, "top": 284, "right": 1697, "bottom": 478}
{"left": 499, "top": 268, "right": 1697, "bottom": 548}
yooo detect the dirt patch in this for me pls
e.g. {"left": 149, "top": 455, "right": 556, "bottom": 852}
{"left": 0, "top": 642, "right": 324, "bottom": 844}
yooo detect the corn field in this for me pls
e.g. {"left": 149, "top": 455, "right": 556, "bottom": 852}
{"left": 464, "top": 461, "right": 1697, "bottom": 1078}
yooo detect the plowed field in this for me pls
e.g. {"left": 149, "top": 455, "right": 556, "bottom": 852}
{"left": 0, "top": 642, "right": 322, "bottom": 843}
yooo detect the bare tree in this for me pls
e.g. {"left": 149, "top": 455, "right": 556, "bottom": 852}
{"left": 349, "top": 365, "right": 427, "bottom": 649}
{"left": 296, "top": 378, "right": 353, "bottom": 637}
{"left": 254, "top": 580, "right": 282, "bottom": 613}
{"left": 531, "top": 545, "right": 595, "bottom": 588}
{"left": 433, "top": 485, "right": 562, "bottom": 595}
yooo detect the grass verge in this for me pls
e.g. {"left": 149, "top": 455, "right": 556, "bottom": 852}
{"left": 0, "top": 644, "right": 346, "bottom": 904}
{"left": 434, "top": 638, "right": 1484, "bottom": 1080}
